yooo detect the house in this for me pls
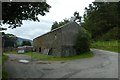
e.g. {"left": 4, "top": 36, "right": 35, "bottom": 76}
{"left": 33, "top": 22, "right": 84, "bottom": 57}
{"left": 17, "top": 46, "right": 33, "bottom": 53}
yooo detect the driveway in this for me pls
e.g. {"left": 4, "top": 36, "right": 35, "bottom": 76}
{"left": 3, "top": 49, "right": 118, "bottom": 78}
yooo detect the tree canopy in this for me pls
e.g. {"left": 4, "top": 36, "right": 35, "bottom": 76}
{"left": 73, "top": 11, "right": 82, "bottom": 23}
{"left": 82, "top": 2, "right": 119, "bottom": 40}
{"left": 51, "top": 11, "right": 83, "bottom": 31}
{"left": 51, "top": 19, "right": 70, "bottom": 30}
{"left": 22, "top": 40, "right": 31, "bottom": 46}
{"left": 74, "top": 28, "right": 91, "bottom": 54}
{"left": 2, "top": 2, "right": 51, "bottom": 29}
{"left": 2, "top": 32, "right": 17, "bottom": 48}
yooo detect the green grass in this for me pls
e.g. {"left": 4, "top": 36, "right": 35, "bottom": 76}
{"left": 2, "top": 55, "right": 9, "bottom": 64}
{"left": 26, "top": 52, "right": 52, "bottom": 60}
{"left": 25, "top": 51, "right": 94, "bottom": 61}
{"left": 2, "top": 55, "right": 9, "bottom": 80}
{"left": 0, "top": 56, "right": 2, "bottom": 65}
{"left": 2, "top": 69, "right": 8, "bottom": 80}
{"left": 4, "top": 51, "right": 17, "bottom": 54}
{"left": 91, "top": 40, "right": 119, "bottom": 52}
{"left": 0, "top": 56, "right": 1, "bottom": 79}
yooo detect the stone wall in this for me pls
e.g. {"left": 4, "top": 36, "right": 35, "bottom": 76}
{"left": 33, "top": 28, "right": 62, "bottom": 57}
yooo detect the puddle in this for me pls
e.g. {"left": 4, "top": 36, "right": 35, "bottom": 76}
{"left": 18, "top": 60, "right": 30, "bottom": 64}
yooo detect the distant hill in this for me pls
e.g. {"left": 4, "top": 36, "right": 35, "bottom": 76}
{"left": 16, "top": 37, "right": 33, "bottom": 46}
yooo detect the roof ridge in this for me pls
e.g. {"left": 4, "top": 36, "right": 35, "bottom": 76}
{"left": 34, "top": 22, "right": 78, "bottom": 40}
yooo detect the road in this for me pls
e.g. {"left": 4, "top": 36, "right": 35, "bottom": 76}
{"left": 3, "top": 49, "right": 118, "bottom": 78}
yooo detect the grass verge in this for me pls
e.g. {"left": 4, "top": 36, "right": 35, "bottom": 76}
{"left": 91, "top": 40, "right": 119, "bottom": 53}
{"left": 2, "top": 55, "right": 9, "bottom": 80}
{"left": 25, "top": 51, "right": 94, "bottom": 61}
{"left": 0, "top": 56, "right": 2, "bottom": 65}
{"left": 2, "top": 55, "right": 9, "bottom": 64}
{"left": 4, "top": 51, "right": 17, "bottom": 54}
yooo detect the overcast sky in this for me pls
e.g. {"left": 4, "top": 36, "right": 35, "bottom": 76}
{"left": 3, "top": 0, "right": 95, "bottom": 40}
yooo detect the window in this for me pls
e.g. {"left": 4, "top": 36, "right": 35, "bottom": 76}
{"left": 55, "top": 34, "right": 57, "bottom": 40}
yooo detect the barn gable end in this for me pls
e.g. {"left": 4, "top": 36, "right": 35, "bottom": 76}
{"left": 33, "top": 22, "right": 82, "bottom": 57}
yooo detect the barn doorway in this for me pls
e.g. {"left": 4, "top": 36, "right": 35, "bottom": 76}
{"left": 39, "top": 47, "right": 41, "bottom": 52}
{"left": 48, "top": 48, "right": 52, "bottom": 55}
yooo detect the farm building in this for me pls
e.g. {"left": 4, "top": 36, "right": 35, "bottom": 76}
{"left": 17, "top": 46, "right": 33, "bottom": 53}
{"left": 33, "top": 22, "right": 84, "bottom": 57}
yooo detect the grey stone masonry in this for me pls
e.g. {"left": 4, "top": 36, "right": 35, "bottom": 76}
{"left": 33, "top": 22, "right": 84, "bottom": 57}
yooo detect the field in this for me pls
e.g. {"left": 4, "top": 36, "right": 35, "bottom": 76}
{"left": 91, "top": 40, "right": 119, "bottom": 53}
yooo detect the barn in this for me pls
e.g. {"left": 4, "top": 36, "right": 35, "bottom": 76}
{"left": 33, "top": 22, "right": 84, "bottom": 57}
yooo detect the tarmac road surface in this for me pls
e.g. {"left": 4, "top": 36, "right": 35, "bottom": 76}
{"left": 3, "top": 49, "right": 118, "bottom": 78}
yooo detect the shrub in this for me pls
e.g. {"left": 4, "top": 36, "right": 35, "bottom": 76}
{"left": 2, "top": 69, "right": 8, "bottom": 80}
{"left": 100, "top": 27, "right": 120, "bottom": 41}
{"left": 74, "top": 28, "right": 91, "bottom": 54}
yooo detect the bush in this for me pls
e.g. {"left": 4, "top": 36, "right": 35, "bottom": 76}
{"left": 2, "top": 69, "right": 8, "bottom": 80}
{"left": 74, "top": 28, "right": 91, "bottom": 54}
{"left": 100, "top": 27, "right": 120, "bottom": 41}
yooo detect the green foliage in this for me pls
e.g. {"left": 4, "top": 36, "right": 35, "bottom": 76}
{"left": 22, "top": 40, "right": 31, "bottom": 46}
{"left": 91, "top": 40, "right": 119, "bottom": 52}
{"left": 2, "top": 55, "right": 9, "bottom": 80}
{"left": 73, "top": 11, "right": 82, "bottom": 22}
{"left": 2, "top": 55, "right": 8, "bottom": 65}
{"left": 51, "top": 19, "right": 70, "bottom": 30}
{"left": 2, "top": 69, "right": 8, "bottom": 80}
{"left": 51, "top": 11, "right": 82, "bottom": 31}
{"left": 48, "top": 51, "right": 94, "bottom": 60}
{"left": 4, "top": 51, "right": 17, "bottom": 54}
{"left": 74, "top": 29, "right": 91, "bottom": 54}
{"left": 26, "top": 52, "right": 52, "bottom": 60}
{"left": 100, "top": 27, "right": 120, "bottom": 41}
{"left": 2, "top": 2, "right": 51, "bottom": 28}
{"left": 0, "top": 56, "right": 1, "bottom": 65}
{"left": 82, "top": 2, "right": 119, "bottom": 40}
{"left": 51, "top": 21, "right": 59, "bottom": 30}
{"left": 2, "top": 33, "right": 17, "bottom": 48}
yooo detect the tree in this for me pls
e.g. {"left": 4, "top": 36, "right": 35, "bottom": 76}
{"left": 73, "top": 11, "right": 82, "bottom": 23}
{"left": 2, "top": 2, "right": 51, "bottom": 29}
{"left": 22, "top": 40, "right": 31, "bottom": 46}
{"left": 0, "top": 27, "right": 7, "bottom": 31}
{"left": 2, "top": 32, "right": 17, "bottom": 48}
{"left": 74, "top": 29, "right": 91, "bottom": 54}
{"left": 51, "top": 19, "right": 70, "bottom": 30}
{"left": 82, "top": 2, "right": 119, "bottom": 40}
{"left": 51, "top": 21, "right": 59, "bottom": 30}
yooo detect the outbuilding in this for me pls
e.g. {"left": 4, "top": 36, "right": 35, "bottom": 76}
{"left": 17, "top": 46, "right": 33, "bottom": 53}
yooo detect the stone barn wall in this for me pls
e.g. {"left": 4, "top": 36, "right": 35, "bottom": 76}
{"left": 60, "top": 22, "right": 81, "bottom": 57}
{"left": 33, "top": 22, "right": 82, "bottom": 57}
{"left": 33, "top": 28, "right": 63, "bottom": 57}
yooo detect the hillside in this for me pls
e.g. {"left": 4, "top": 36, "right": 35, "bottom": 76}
{"left": 16, "top": 37, "right": 33, "bottom": 46}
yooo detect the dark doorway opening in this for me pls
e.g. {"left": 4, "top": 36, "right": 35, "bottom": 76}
{"left": 48, "top": 48, "right": 52, "bottom": 55}
{"left": 39, "top": 47, "right": 41, "bottom": 52}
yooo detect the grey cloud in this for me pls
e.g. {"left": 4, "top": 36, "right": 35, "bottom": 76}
{"left": 3, "top": 0, "right": 94, "bottom": 40}
{"left": 4, "top": 20, "right": 53, "bottom": 40}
